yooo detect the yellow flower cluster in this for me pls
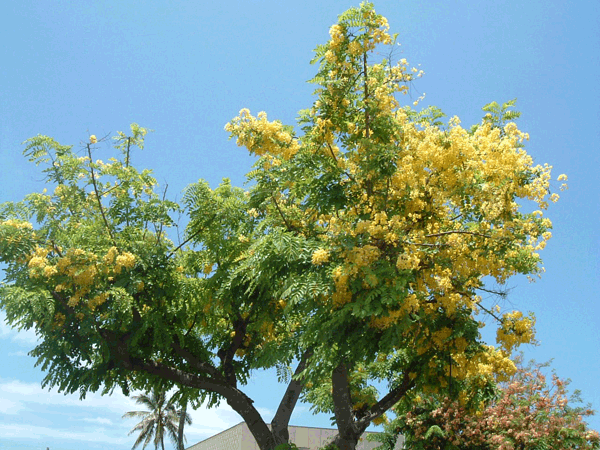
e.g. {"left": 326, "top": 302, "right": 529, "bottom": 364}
{"left": 115, "top": 252, "right": 136, "bottom": 274}
{"left": 2, "top": 219, "right": 33, "bottom": 230}
{"left": 88, "top": 292, "right": 109, "bottom": 311}
{"left": 25, "top": 245, "right": 137, "bottom": 310}
{"left": 329, "top": 24, "right": 345, "bottom": 50}
{"left": 225, "top": 109, "right": 300, "bottom": 160}
{"left": 27, "top": 246, "right": 51, "bottom": 278}
{"left": 332, "top": 266, "right": 352, "bottom": 308}
{"left": 396, "top": 253, "right": 420, "bottom": 271}
{"left": 369, "top": 309, "right": 403, "bottom": 329}
{"left": 311, "top": 248, "right": 330, "bottom": 265}
{"left": 344, "top": 245, "right": 380, "bottom": 268}
{"left": 496, "top": 311, "right": 536, "bottom": 353}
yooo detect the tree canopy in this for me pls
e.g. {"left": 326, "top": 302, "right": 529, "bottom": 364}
{"left": 0, "top": 3, "right": 566, "bottom": 450}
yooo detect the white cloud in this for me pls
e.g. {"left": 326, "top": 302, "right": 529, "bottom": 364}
{"left": 0, "top": 422, "right": 125, "bottom": 445}
{"left": 0, "top": 398, "right": 23, "bottom": 415}
{"left": 256, "top": 406, "right": 275, "bottom": 421}
{"left": 0, "top": 378, "right": 138, "bottom": 413}
{"left": 0, "top": 376, "right": 270, "bottom": 448}
{"left": 0, "top": 311, "right": 40, "bottom": 346}
{"left": 82, "top": 417, "right": 114, "bottom": 426}
{"left": 184, "top": 402, "right": 242, "bottom": 442}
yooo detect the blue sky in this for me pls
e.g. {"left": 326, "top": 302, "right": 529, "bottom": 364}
{"left": 1, "top": 0, "right": 599, "bottom": 449}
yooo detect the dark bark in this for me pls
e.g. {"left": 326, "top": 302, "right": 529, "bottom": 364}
{"left": 172, "top": 341, "right": 226, "bottom": 382}
{"left": 330, "top": 361, "right": 362, "bottom": 450}
{"left": 218, "top": 316, "right": 249, "bottom": 386}
{"left": 271, "top": 349, "right": 313, "bottom": 445}
{"left": 328, "top": 361, "right": 417, "bottom": 450}
{"left": 105, "top": 320, "right": 309, "bottom": 450}
{"left": 121, "top": 358, "right": 278, "bottom": 450}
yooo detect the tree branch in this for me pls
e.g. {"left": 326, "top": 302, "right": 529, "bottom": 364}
{"left": 87, "top": 144, "right": 118, "bottom": 248}
{"left": 127, "top": 358, "right": 277, "bottom": 450}
{"left": 218, "top": 316, "right": 249, "bottom": 386}
{"left": 271, "top": 195, "right": 293, "bottom": 231}
{"left": 425, "top": 230, "right": 491, "bottom": 239}
{"left": 356, "top": 363, "right": 417, "bottom": 429}
{"left": 171, "top": 341, "right": 226, "bottom": 383}
{"left": 271, "top": 349, "right": 314, "bottom": 444}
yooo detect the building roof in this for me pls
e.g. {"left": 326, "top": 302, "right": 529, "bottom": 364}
{"left": 186, "top": 422, "right": 404, "bottom": 450}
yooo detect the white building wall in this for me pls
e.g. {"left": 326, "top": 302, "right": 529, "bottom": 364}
{"left": 187, "top": 422, "right": 243, "bottom": 450}
{"left": 186, "top": 422, "right": 403, "bottom": 450}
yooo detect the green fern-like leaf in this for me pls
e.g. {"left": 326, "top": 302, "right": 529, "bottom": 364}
{"left": 424, "top": 425, "right": 445, "bottom": 440}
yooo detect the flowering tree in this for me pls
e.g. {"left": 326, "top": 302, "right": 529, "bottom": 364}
{"left": 375, "top": 358, "right": 600, "bottom": 450}
{"left": 224, "top": 2, "right": 563, "bottom": 449}
{"left": 0, "top": 129, "right": 311, "bottom": 450}
{"left": 1, "top": 3, "right": 566, "bottom": 450}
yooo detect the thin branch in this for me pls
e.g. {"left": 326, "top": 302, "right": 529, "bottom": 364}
{"left": 50, "top": 240, "right": 63, "bottom": 257}
{"left": 126, "top": 137, "right": 132, "bottom": 168}
{"left": 166, "top": 223, "right": 210, "bottom": 259}
{"left": 271, "top": 195, "right": 293, "bottom": 231}
{"left": 475, "top": 300, "right": 503, "bottom": 323}
{"left": 363, "top": 52, "right": 370, "bottom": 139}
{"left": 87, "top": 144, "right": 118, "bottom": 248}
{"left": 425, "top": 230, "right": 491, "bottom": 239}
{"left": 476, "top": 286, "right": 509, "bottom": 298}
{"left": 156, "top": 183, "right": 169, "bottom": 247}
{"left": 327, "top": 143, "right": 358, "bottom": 186}
{"left": 404, "top": 240, "right": 448, "bottom": 248}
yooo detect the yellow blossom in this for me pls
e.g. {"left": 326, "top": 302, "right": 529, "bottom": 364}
{"left": 311, "top": 248, "right": 330, "bottom": 265}
{"left": 115, "top": 252, "right": 136, "bottom": 270}
{"left": 43, "top": 265, "right": 58, "bottom": 277}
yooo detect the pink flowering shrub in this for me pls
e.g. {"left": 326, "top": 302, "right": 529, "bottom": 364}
{"left": 378, "top": 358, "right": 600, "bottom": 450}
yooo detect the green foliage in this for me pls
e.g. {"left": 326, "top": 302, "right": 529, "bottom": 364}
{"left": 274, "top": 444, "right": 300, "bottom": 450}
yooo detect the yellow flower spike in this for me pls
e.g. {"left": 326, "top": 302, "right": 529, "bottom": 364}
{"left": 90, "top": 135, "right": 97, "bottom": 144}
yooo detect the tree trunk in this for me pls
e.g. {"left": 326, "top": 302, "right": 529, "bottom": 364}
{"left": 330, "top": 361, "right": 362, "bottom": 450}
{"left": 226, "top": 396, "right": 278, "bottom": 450}
{"left": 329, "top": 361, "right": 417, "bottom": 450}
{"left": 177, "top": 395, "right": 187, "bottom": 450}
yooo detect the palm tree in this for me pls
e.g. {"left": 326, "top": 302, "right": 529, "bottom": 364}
{"left": 123, "top": 387, "right": 192, "bottom": 450}
{"left": 176, "top": 391, "right": 189, "bottom": 450}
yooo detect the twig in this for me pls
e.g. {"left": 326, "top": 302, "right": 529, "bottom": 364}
{"left": 271, "top": 195, "right": 293, "bottom": 231}
{"left": 87, "top": 144, "right": 118, "bottom": 248}
{"left": 425, "top": 230, "right": 491, "bottom": 239}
